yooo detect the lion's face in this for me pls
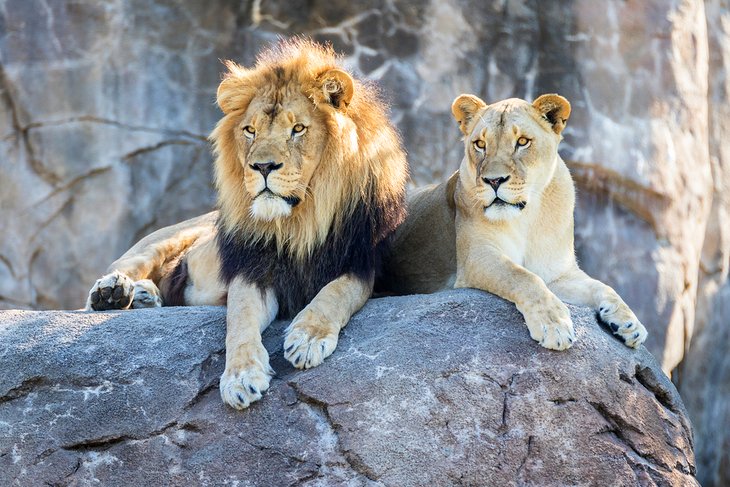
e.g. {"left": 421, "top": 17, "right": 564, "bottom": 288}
{"left": 236, "top": 91, "right": 328, "bottom": 221}
{"left": 452, "top": 94, "right": 571, "bottom": 222}
{"left": 213, "top": 55, "right": 358, "bottom": 224}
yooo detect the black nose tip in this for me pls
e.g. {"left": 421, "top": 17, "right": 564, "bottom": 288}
{"left": 250, "top": 161, "right": 283, "bottom": 178}
{"left": 482, "top": 175, "right": 510, "bottom": 190}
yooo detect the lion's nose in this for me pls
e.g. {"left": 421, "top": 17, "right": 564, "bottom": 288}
{"left": 482, "top": 175, "right": 510, "bottom": 190}
{"left": 250, "top": 161, "right": 283, "bottom": 179}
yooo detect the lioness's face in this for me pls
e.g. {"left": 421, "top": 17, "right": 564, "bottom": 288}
{"left": 452, "top": 94, "right": 571, "bottom": 222}
{"left": 237, "top": 92, "right": 328, "bottom": 221}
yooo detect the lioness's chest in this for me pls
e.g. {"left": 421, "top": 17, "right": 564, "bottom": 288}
{"left": 489, "top": 223, "right": 570, "bottom": 284}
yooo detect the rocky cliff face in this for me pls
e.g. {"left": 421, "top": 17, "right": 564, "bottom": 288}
{"left": 677, "top": 2, "right": 730, "bottom": 484}
{"left": 1, "top": 0, "right": 727, "bottom": 484}
{"left": 0, "top": 290, "right": 697, "bottom": 486}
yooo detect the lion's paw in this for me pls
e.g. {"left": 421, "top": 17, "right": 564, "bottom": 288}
{"left": 219, "top": 347, "right": 274, "bottom": 410}
{"left": 131, "top": 279, "right": 163, "bottom": 309}
{"left": 598, "top": 299, "right": 647, "bottom": 349}
{"left": 522, "top": 296, "right": 575, "bottom": 351}
{"left": 283, "top": 311, "right": 339, "bottom": 369}
{"left": 86, "top": 271, "right": 135, "bottom": 311}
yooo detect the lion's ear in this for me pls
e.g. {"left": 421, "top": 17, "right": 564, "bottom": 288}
{"left": 451, "top": 94, "right": 487, "bottom": 135}
{"left": 318, "top": 69, "right": 354, "bottom": 110}
{"left": 532, "top": 94, "right": 571, "bottom": 135}
{"left": 217, "top": 61, "right": 256, "bottom": 114}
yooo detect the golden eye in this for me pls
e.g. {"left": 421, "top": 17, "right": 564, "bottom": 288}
{"left": 243, "top": 125, "right": 256, "bottom": 139}
{"left": 473, "top": 139, "right": 486, "bottom": 151}
{"left": 292, "top": 123, "right": 307, "bottom": 136}
{"left": 516, "top": 136, "right": 530, "bottom": 147}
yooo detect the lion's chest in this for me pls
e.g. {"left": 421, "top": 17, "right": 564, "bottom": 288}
{"left": 217, "top": 204, "right": 388, "bottom": 318}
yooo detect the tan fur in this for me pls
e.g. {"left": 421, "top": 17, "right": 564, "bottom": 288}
{"left": 384, "top": 93, "right": 647, "bottom": 350}
{"left": 378, "top": 172, "right": 459, "bottom": 295}
{"left": 85, "top": 40, "right": 408, "bottom": 410}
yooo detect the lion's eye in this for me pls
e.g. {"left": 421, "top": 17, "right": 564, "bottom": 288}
{"left": 516, "top": 136, "right": 530, "bottom": 147}
{"left": 473, "top": 139, "right": 486, "bottom": 152}
{"left": 243, "top": 125, "right": 256, "bottom": 139}
{"left": 292, "top": 123, "right": 307, "bottom": 137}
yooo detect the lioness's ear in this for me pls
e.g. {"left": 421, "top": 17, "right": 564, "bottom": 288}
{"left": 216, "top": 61, "right": 256, "bottom": 114}
{"left": 532, "top": 94, "right": 571, "bottom": 135}
{"left": 318, "top": 69, "right": 354, "bottom": 110}
{"left": 451, "top": 94, "right": 487, "bottom": 135}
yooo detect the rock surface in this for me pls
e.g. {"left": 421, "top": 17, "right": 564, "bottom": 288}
{"left": 0, "top": 290, "right": 697, "bottom": 486}
{"left": 677, "top": 1, "right": 730, "bottom": 486}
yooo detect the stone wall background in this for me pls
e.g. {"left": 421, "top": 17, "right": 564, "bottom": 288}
{"left": 0, "top": 1, "right": 727, "bottom": 484}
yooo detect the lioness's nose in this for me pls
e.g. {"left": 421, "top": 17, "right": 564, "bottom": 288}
{"left": 482, "top": 175, "right": 510, "bottom": 190}
{"left": 251, "top": 161, "right": 283, "bottom": 179}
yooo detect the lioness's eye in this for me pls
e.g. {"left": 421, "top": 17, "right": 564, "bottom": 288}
{"left": 292, "top": 123, "right": 307, "bottom": 136}
{"left": 516, "top": 136, "right": 530, "bottom": 147}
{"left": 473, "top": 139, "right": 486, "bottom": 151}
{"left": 243, "top": 125, "right": 256, "bottom": 139}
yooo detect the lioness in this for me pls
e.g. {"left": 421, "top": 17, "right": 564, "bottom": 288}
{"left": 381, "top": 93, "right": 648, "bottom": 350}
{"left": 85, "top": 40, "right": 408, "bottom": 409}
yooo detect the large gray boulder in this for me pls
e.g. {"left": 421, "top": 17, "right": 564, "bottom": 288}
{"left": 0, "top": 290, "right": 696, "bottom": 486}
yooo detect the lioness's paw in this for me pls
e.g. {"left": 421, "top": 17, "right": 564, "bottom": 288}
{"left": 219, "top": 347, "right": 274, "bottom": 410}
{"left": 598, "top": 300, "right": 648, "bottom": 349}
{"left": 523, "top": 296, "right": 575, "bottom": 351}
{"left": 283, "top": 311, "right": 339, "bottom": 369}
{"left": 86, "top": 271, "right": 135, "bottom": 311}
{"left": 131, "top": 279, "right": 163, "bottom": 309}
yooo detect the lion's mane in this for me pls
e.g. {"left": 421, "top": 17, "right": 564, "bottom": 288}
{"left": 211, "top": 40, "right": 408, "bottom": 317}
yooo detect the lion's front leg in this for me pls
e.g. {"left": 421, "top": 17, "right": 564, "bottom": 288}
{"left": 219, "top": 278, "right": 277, "bottom": 410}
{"left": 284, "top": 274, "right": 372, "bottom": 369}
{"left": 455, "top": 246, "right": 575, "bottom": 351}
{"left": 548, "top": 269, "right": 648, "bottom": 349}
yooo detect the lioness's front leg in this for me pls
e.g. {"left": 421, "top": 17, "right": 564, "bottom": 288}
{"left": 284, "top": 274, "right": 372, "bottom": 369}
{"left": 219, "top": 277, "right": 277, "bottom": 410}
{"left": 455, "top": 246, "right": 575, "bottom": 351}
{"left": 548, "top": 269, "right": 648, "bottom": 348}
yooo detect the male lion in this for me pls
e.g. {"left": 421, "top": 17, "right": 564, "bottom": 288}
{"left": 85, "top": 40, "right": 408, "bottom": 409}
{"left": 381, "top": 93, "right": 648, "bottom": 350}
